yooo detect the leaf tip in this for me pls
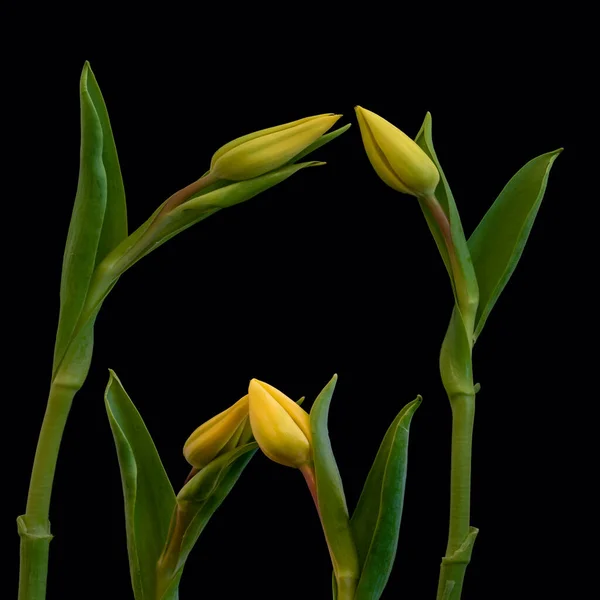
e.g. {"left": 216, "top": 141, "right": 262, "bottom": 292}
{"left": 106, "top": 369, "right": 122, "bottom": 395}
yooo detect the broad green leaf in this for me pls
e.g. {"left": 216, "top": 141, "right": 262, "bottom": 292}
{"left": 291, "top": 123, "right": 352, "bottom": 163}
{"left": 85, "top": 62, "right": 128, "bottom": 266}
{"left": 469, "top": 149, "right": 562, "bottom": 340}
{"left": 105, "top": 370, "right": 176, "bottom": 600}
{"left": 310, "top": 375, "right": 360, "bottom": 590}
{"left": 352, "top": 397, "right": 421, "bottom": 600}
{"left": 415, "top": 113, "right": 479, "bottom": 335}
{"left": 53, "top": 63, "right": 107, "bottom": 375}
{"left": 157, "top": 444, "right": 257, "bottom": 600}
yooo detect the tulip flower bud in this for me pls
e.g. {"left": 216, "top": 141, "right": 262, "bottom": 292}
{"left": 183, "top": 395, "right": 249, "bottom": 469}
{"left": 355, "top": 106, "right": 439, "bottom": 197}
{"left": 210, "top": 114, "right": 341, "bottom": 181}
{"left": 248, "top": 379, "right": 312, "bottom": 468}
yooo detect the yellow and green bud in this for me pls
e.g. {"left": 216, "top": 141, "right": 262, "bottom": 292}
{"left": 183, "top": 395, "right": 249, "bottom": 469}
{"left": 248, "top": 379, "right": 312, "bottom": 468}
{"left": 210, "top": 114, "right": 341, "bottom": 181}
{"left": 355, "top": 106, "right": 439, "bottom": 197}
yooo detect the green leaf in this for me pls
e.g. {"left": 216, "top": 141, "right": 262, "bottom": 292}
{"left": 468, "top": 149, "right": 562, "bottom": 340}
{"left": 178, "top": 446, "right": 257, "bottom": 564}
{"left": 440, "top": 308, "right": 475, "bottom": 398}
{"left": 310, "top": 375, "right": 360, "bottom": 590}
{"left": 104, "top": 370, "right": 176, "bottom": 600}
{"left": 351, "top": 397, "right": 421, "bottom": 600}
{"left": 52, "top": 62, "right": 128, "bottom": 378}
{"left": 116, "top": 161, "right": 325, "bottom": 270}
{"left": 53, "top": 63, "right": 108, "bottom": 375}
{"left": 157, "top": 444, "right": 257, "bottom": 600}
{"left": 85, "top": 63, "right": 128, "bottom": 266}
{"left": 415, "top": 113, "right": 479, "bottom": 334}
{"left": 291, "top": 123, "right": 352, "bottom": 163}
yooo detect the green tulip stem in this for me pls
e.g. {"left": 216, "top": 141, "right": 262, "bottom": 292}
{"left": 300, "top": 463, "right": 321, "bottom": 517}
{"left": 156, "top": 504, "right": 189, "bottom": 599}
{"left": 18, "top": 381, "right": 79, "bottom": 600}
{"left": 422, "top": 194, "right": 474, "bottom": 331}
{"left": 447, "top": 393, "right": 475, "bottom": 553}
{"left": 419, "top": 194, "right": 480, "bottom": 599}
{"left": 435, "top": 389, "right": 478, "bottom": 600}
{"left": 300, "top": 464, "right": 356, "bottom": 600}
{"left": 150, "top": 171, "right": 218, "bottom": 229}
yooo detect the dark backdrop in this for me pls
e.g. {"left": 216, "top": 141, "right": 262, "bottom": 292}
{"left": 6, "top": 10, "right": 587, "bottom": 600}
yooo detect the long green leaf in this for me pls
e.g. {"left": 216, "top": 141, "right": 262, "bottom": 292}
{"left": 157, "top": 444, "right": 257, "bottom": 600}
{"left": 310, "top": 375, "right": 360, "bottom": 589}
{"left": 415, "top": 114, "right": 479, "bottom": 333}
{"left": 85, "top": 62, "right": 128, "bottom": 266}
{"left": 53, "top": 63, "right": 107, "bottom": 374}
{"left": 178, "top": 450, "right": 256, "bottom": 568}
{"left": 351, "top": 397, "right": 421, "bottom": 600}
{"left": 105, "top": 370, "right": 176, "bottom": 600}
{"left": 469, "top": 149, "right": 562, "bottom": 340}
{"left": 126, "top": 161, "right": 325, "bottom": 267}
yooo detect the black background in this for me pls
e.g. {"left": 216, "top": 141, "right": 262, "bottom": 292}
{"left": 6, "top": 8, "right": 590, "bottom": 600}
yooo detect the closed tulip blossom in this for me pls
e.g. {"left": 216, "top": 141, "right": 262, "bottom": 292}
{"left": 248, "top": 379, "right": 312, "bottom": 468}
{"left": 355, "top": 105, "right": 439, "bottom": 197}
{"left": 210, "top": 114, "right": 341, "bottom": 181}
{"left": 183, "top": 395, "right": 250, "bottom": 469}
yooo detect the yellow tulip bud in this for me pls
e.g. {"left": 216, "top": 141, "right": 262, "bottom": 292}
{"left": 183, "top": 395, "right": 249, "bottom": 469}
{"left": 355, "top": 106, "right": 439, "bottom": 197}
{"left": 248, "top": 379, "right": 312, "bottom": 468}
{"left": 210, "top": 114, "right": 341, "bottom": 181}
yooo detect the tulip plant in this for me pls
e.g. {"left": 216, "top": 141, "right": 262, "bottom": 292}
{"left": 16, "top": 62, "right": 349, "bottom": 600}
{"left": 355, "top": 106, "right": 561, "bottom": 600}
{"left": 17, "top": 62, "right": 560, "bottom": 600}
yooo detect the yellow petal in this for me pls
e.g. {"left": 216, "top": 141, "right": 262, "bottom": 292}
{"left": 210, "top": 114, "right": 331, "bottom": 167}
{"left": 248, "top": 379, "right": 311, "bottom": 468}
{"left": 183, "top": 395, "right": 249, "bottom": 468}
{"left": 355, "top": 106, "right": 439, "bottom": 197}
{"left": 355, "top": 106, "right": 411, "bottom": 194}
{"left": 252, "top": 379, "right": 312, "bottom": 442}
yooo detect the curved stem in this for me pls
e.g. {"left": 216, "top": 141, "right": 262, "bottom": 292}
{"left": 19, "top": 381, "right": 80, "bottom": 600}
{"left": 299, "top": 464, "right": 356, "bottom": 600}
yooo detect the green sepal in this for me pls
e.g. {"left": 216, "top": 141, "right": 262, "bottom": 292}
{"left": 415, "top": 113, "right": 479, "bottom": 337}
{"left": 351, "top": 397, "right": 422, "bottom": 600}
{"left": 310, "top": 375, "right": 360, "bottom": 589}
{"left": 468, "top": 149, "right": 562, "bottom": 340}
{"left": 104, "top": 370, "right": 176, "bottom": 600}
